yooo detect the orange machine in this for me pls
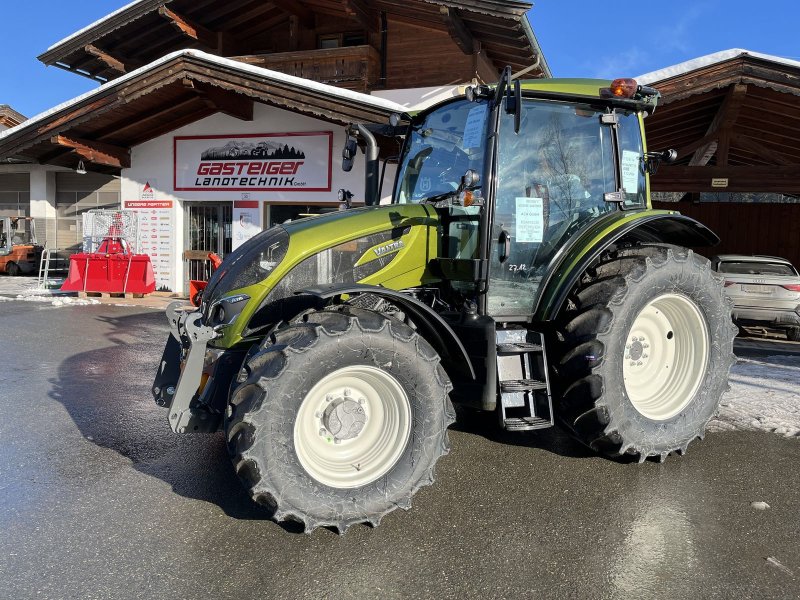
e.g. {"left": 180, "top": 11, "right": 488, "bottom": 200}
{"left": 0, "top": 217, "right": 42, "bottom": 276}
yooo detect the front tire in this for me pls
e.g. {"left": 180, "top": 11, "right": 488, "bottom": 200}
{"left": 787, "top": 327, "right": 800, "bottom": 342}
{"left": 554, "top": 244, "right": 736, "bottom": 461}
{"left": 6, "top": 262, "right": 20, "bottom": 276}
{"left": 226, "top": 307, "right": 454, "bottom": 532}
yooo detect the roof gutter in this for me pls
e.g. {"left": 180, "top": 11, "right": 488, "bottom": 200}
{"left": 520, "top": 13, "right": 552, "bottom": 78}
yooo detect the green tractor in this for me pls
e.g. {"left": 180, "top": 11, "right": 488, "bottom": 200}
{"left": 153, "top": 71, "right": 735, "bottom": 532}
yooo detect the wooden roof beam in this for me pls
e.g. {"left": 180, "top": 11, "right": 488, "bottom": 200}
{"left": 440, "top": 7, "right": 475, "bottom": 55}
{"left": 271, "top": 0, "right": 315, "bottom": 29}
{"left": 157, "top": 6, "right": 232, "bottom": 53}
{"left": 689, "top": 83, "right": 748, "bottom": 167}
{"left": 653, "top": 164, "right": 800, "bottom": 193}
{"left": 83, "top": 45, "right": 130, "bottom": 75}
{"left": 50, "top": 135, "right": 131, "bottom": 169}
{"left": 342, "top": 0, "right": 377, "bottom": 30}
{"left": 733, "top": 134, "right": 797, "bottom": 166}
{"left": 182, "top": 79, "right": 254, "bottom": 121}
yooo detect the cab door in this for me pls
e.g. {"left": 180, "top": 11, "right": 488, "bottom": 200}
{"left": 486, "top": 99, "right": 618, "bottom": 319}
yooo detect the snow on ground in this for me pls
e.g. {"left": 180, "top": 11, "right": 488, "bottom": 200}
{"left": 711, "top": 355, "right": 800, "bottom": 438}
{"left": 0, "top": 276, "right": 98, "bottom": 307}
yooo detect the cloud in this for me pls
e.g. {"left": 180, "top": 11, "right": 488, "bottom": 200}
{"left": 591, "top": 47, "right": 648, "bottom": 79}
{"left": 585, "top": 1, "right": 717, "bottom": 78}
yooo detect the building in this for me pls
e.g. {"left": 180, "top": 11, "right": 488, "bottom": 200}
{"left": 641, "top": 49, "right": 800, "bottom": 267}
{"left": 0, "top": 0, "right": 547, "bottom": 293}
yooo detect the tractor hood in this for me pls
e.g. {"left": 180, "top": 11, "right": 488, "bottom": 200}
{"left": 202, "top": 203, "right": 441, "bottom": 347}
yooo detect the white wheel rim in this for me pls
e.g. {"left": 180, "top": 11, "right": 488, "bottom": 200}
{"left": 623, "top": 293, "right": 710, "bottom": 421}
{"left": 294, "top": 366, "right": 411, "bottom": 489}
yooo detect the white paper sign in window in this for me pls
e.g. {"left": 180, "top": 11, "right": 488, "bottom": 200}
{"left": 621, "top": 150, "right": 641, "bottom": 194}
{"left": 462, "top": 105, "right": 488, "bottom": 149}
{"left": 515, "top": 197, "right": 544, "bottom": 243}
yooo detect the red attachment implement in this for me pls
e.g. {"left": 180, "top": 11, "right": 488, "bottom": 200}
{"left": 61, "top": 213, "right": 156, "bottom": 295}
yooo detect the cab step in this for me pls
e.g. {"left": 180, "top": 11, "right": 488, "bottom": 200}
{"left": 504, "top": 416, "right": 553, "bottom": 431}
{"left": 500, "top": 379, "right": 547, "bottom": 393}
{"left": 497, "top": 342, "right": 543, "bottom": 354}
{"left": 496, "top": 329, "right": 554, "bottom": 432}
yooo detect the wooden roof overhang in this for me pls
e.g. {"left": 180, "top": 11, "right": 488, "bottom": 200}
{"left": 644, "top": 53, "right": 800, "bottom": 194}
{"left": 0, "top": 51, "right": 406, "bottom": 173}
{"left": 0, "top": 105, "right": 27, "bottom": 128}
{"left": 38, "top": 0, "right": 546, "bottom": 83}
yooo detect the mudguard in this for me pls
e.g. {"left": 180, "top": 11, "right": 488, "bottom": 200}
{"left": 299, "top": 283, "right": 476, "bottom": 380}
{"left": 535, "top": 211, "right": 720, "bottom": 322}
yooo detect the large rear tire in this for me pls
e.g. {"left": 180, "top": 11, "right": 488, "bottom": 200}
{"left": 554, "top": 244, "right": 736, "bottom": 462}
{"left": 787, "top": 327, "right": 800, "bottom": 342}
{"left": 226, "top": 307, "right": 454, "bottom": 533}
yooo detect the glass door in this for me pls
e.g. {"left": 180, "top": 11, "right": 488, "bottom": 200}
{"left": 184, "top": 202, "right": 232, "bottom": 284}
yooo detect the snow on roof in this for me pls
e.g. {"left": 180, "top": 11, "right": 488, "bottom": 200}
{"left": 0, "top": 49, "right": 409, "bottom": 143}
{"left": 46, "top": 0, "right": 150, "bottom": 52}
{"left": 637, "top": 48, "right": 800, "bottom": 85}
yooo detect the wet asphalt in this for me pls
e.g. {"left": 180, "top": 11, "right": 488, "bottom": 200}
{"left": 0, "top": 301, "right": 798, "bottom": 600}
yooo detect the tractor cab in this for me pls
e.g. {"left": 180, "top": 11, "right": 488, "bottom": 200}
{"left": 392, "top": 74, "right": 655, "bottom": 320}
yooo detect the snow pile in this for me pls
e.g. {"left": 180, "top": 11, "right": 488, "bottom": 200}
{"left": 711, "top": 356, "right": 800, "bottom": 437}
{"left": 6, "top": 294, "right": 100, "bottom": 307}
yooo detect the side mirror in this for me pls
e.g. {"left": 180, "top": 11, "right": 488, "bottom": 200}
{"left": 342, "top": 137, "right": 358, "bottom": 172}
{"left": 504, "top": 79, "right": 522, "bottom": 134}
{"left": 644, "top": 149, "right": 677, "bottom": 175}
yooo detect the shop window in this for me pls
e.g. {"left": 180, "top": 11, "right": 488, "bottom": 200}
{"left": 0, "top": 191, "right": 30, "bottom": 217}
{"left": 0, "top": 173, "right": 30, "bottom": 217}
{"left": 53, "top": 173, "right": 121, "bottom": 251}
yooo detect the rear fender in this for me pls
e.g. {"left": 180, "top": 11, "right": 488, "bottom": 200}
{"left": 536, "top": 212, "right": 719, "bottom": 322}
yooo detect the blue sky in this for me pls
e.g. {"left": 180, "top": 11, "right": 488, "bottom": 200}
{"left": 2, "top": 0, "right": 799, "bottom": 118}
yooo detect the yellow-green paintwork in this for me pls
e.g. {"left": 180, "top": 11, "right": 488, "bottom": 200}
{"left": 519, "top": 78, "right": 612, "bottom": 97}
{"left": 214, "top": 204, "right": 441, "bottom": 348}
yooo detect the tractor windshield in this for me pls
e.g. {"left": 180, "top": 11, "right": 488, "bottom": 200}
{"left": 394, "top": 99, "right": 489, "bottom": 203}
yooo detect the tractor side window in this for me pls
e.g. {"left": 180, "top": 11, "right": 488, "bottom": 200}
{"left": 617, "top": 112, "right": 647, "bottom": 208}
{"left": 487, "top": 100, "right": 616, "bottom": 318}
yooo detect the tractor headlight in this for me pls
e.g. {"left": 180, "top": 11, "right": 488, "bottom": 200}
{"left": 202, "top": 226, "right": 289, "bottom": 317}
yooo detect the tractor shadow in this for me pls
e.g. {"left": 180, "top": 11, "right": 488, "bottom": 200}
{"left": 451, "top": 406, "right": 600, "bottom": 459}
{"left": 47, "top": 308, "right": 295, "bottom": 525}
{"left": 47, "top": 308, "right": 633, "bottom": 530}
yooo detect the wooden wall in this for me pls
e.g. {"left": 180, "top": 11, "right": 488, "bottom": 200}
{"left": 653, "top": 201, "right": 800, "bottom": 268}
{"left": 385, "top": 20, "right": 474, "bottom": 89}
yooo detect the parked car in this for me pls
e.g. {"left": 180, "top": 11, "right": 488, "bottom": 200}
{"left": 711, "top": 254, "right": 800, "bottom": 341}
